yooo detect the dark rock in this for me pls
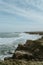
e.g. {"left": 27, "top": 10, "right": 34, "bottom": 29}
{"left": 16, "top": 44, "right": 26, "bottom": 51}
{"left": 15, "top": 40, "right": 43, "bottom": 61}
{"left": 12, "top": 51, "right": 33, "bottom": 60}
{"left": 12, "top": 51, "right": 23, "bottom": 59}
{"left": 4, "top": 57, "right": 12, "bottom": 60}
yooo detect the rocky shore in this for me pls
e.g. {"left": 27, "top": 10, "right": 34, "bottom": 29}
{"left": 25, "top": 32, "right": 43, "bottom": 35}
{"left": 0, "top": 36, "right": 43, "bottom": 65}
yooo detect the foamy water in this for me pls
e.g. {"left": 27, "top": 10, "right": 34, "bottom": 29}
{"left": 0, "top": 32, "right": 42, "bottom": 60}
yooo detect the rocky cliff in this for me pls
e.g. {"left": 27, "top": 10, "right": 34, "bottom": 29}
{"left": 12, "top": 40, "right": 43, "bottom": 61}
{"left": 1, "top": 38, "right": 43, "bottom": 65}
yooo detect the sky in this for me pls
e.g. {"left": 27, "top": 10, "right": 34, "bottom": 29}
{"left": 0, "top": 0, "right": 43, "bottom": 32}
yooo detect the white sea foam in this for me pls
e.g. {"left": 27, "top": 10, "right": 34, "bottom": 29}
{"left": 0, "top": 33, "right": 41, "bottom": 45}
{"left": 0, "top": 54, "right": 13, "bottom": 61}
{"left": 0, "top": 33, "right": 42, "bottom": 48}
{"left": 19, "top": 33, "right": 42, "bottom": 40}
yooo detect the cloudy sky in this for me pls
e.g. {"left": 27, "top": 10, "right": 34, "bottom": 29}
{"left": 0, "top": 0, "right": 43, "bottom": 32}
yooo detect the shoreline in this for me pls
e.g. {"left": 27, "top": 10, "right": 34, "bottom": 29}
{"left": 0, "top": 33, "right": 43, "bottom": 65}
{"left": 0, "top": 32, "right": 42, "bottom": 61}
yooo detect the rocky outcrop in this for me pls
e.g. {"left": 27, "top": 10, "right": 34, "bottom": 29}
{"left": 12, "top": 51, "right": 33, "bottom": 60}
{"left": 13, "top": 40, "right": 43, "bottom": 61}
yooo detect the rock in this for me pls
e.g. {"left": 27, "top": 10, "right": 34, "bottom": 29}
{"left": 16, "top": 40, "right": 42, "bottom": 52}
{"left": 4, "top": 57, "right": 12, "bottom": 60}
{"left": 12, "top": 51, "right": 34, "bottom": 60}
{"left": 24, "top": 40, "right": 34, "bottom": 46}
{"left": 16, "top": 44, "right": 28, "bottom": 51}
{"left": 15, "top": 40, "right": 43, "bottom": 61}
{"left": 12, "top": 51, "right": 23, "bottom": 59}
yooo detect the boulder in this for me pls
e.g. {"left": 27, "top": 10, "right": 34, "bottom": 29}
{"left": 16, "top": 44, "right": 28, "bottom": 51}
{"left": 12, "top": 51, "right": 34, "bottom": 60}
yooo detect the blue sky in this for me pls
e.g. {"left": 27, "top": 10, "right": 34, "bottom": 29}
{"left": 0, "top": 0, "right": 43, "bottom": 32}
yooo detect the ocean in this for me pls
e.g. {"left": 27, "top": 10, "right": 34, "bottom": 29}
{"left": 0, "top": 32, "right": 42, "bottom": 60}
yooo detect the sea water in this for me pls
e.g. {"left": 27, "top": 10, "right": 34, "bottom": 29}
{"left": 0, "top": 32, "right": 42, "bottom": 60}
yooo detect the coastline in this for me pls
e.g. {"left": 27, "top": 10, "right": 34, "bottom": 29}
{"left": 0, "top": 32, "right": 43, "bottom": 65}
{"left": 0, "top": 32, "right": 42, "bottom": 60}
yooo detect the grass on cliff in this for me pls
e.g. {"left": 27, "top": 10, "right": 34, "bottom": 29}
{"left": 0, "top": 60, "right": 43, "bottom": 65}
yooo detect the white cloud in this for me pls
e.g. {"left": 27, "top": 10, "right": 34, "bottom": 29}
{"left": 0, "top": 0, "right": 43, "bottom": 32}
{"left": 0, "top": 0, "right": 43, "bottom": 23}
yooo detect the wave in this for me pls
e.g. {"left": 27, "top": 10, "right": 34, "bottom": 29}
{"left": 0, "top": 33, "right": 42, "bottom": 46}
{"left": 0, "top": 54, "right": 13, "bottom": 61}
{"left": 19, "top": 33, "right": 42, "bottom": 40}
